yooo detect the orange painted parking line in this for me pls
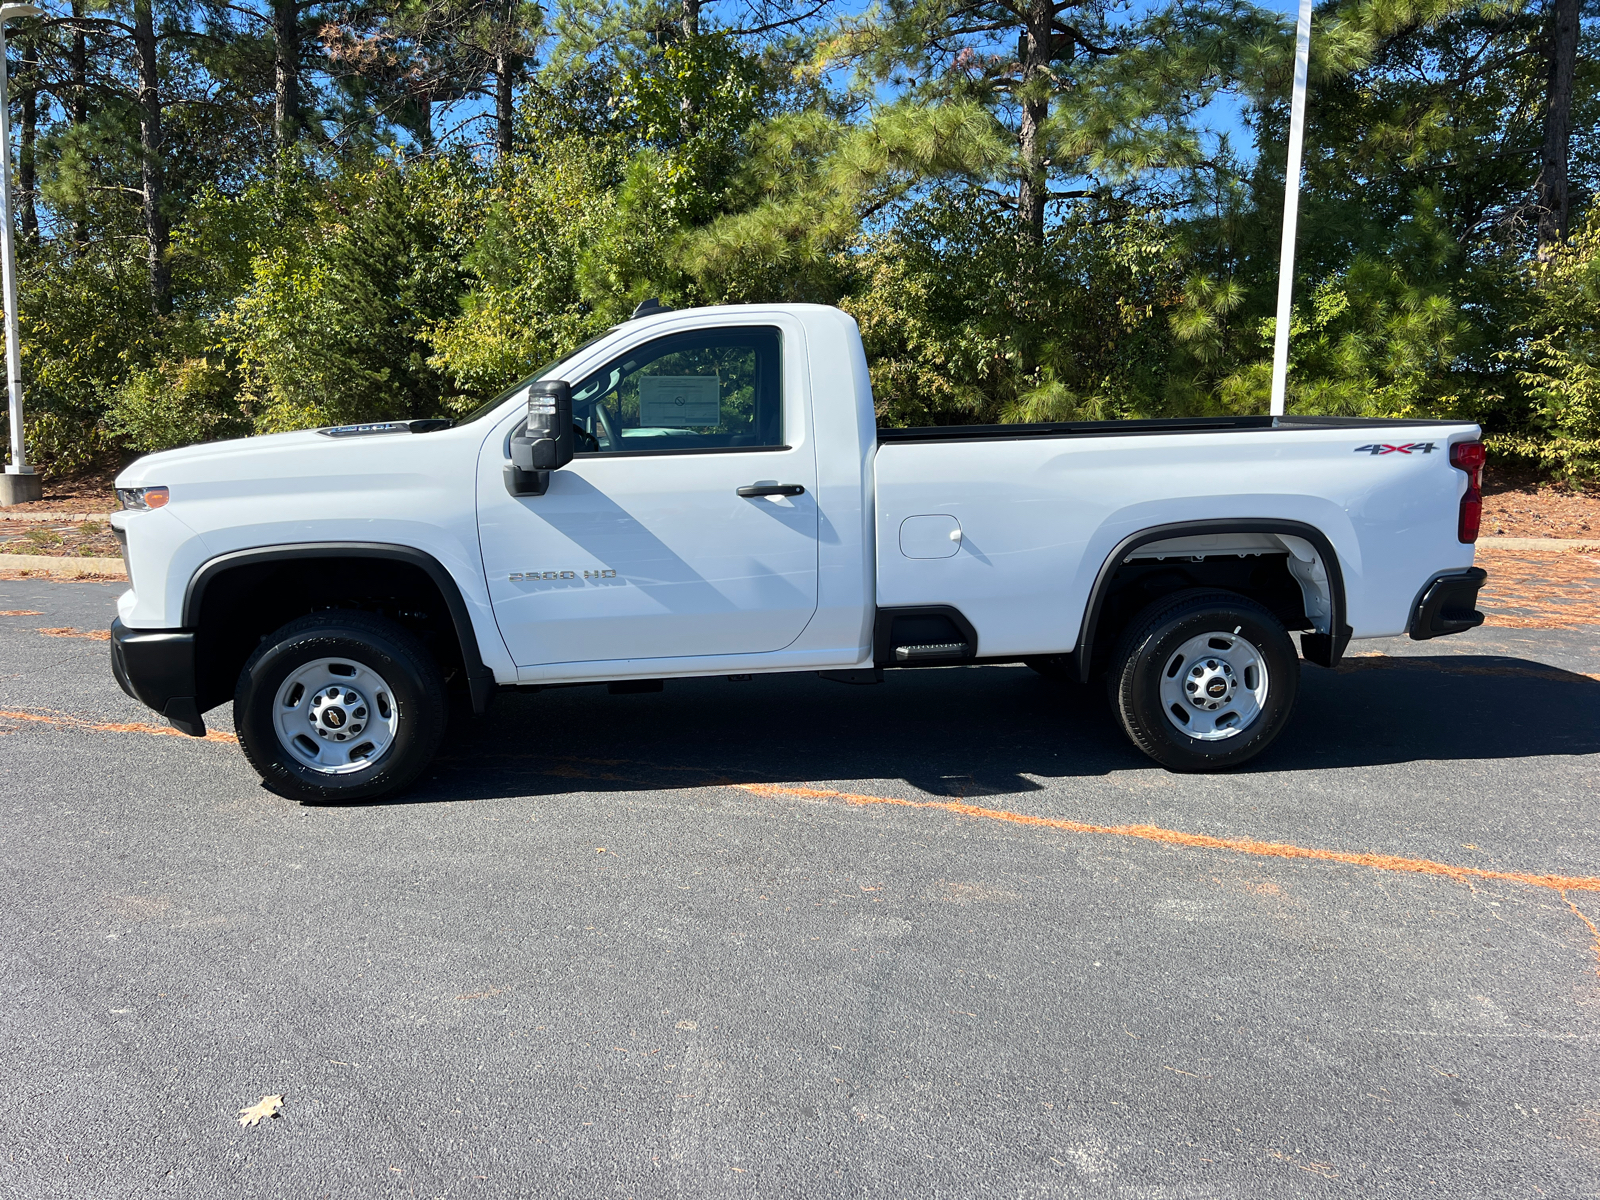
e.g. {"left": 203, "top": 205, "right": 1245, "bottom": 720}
{"left": 0, "top": 707, "right": 237, "bottom": 744}
{"left": 1563, "top": 892, "right": 1600, "bottom": 975}
{"left": 734, "top": 783, "right": 1600, "bottom": 894}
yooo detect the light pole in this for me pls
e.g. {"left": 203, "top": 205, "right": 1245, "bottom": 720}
{"left": 1268, "top": 0, "right": 1312, "bottom": 419}
{"left": 0, "top": 1, "right": 43, "bottom": 507}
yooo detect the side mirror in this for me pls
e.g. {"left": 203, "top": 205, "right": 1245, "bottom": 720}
{"left": 507, "top": 380, "right": 573, "bottom": 497}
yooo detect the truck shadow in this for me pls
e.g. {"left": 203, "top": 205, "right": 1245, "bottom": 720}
{"left": 406, "top": 654, "right": 1600, "bottom": 806}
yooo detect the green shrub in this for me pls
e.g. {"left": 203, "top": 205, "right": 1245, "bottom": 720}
{"left": 103, "top": 357, "right": 248, "bottom": 452}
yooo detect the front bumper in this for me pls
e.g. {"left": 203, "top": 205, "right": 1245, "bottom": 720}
{"left": 1408, "top": 567, "right": 1488, "bottom": 641}
{"left": 110, "top": 619, "right": 206, "bottom": 736}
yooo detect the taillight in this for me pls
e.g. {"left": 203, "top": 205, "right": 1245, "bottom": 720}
{"left": 1450, "top": 441, "right": 1485, "bottom": 544}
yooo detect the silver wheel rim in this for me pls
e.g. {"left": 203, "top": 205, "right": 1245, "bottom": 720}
{"left": 1157, "top": 629, "right": 1269, "bottom": 742}
{"left": 272, "top": 657, "right": 399, "bottom": 775}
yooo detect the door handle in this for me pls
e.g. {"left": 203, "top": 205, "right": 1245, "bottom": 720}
{"left": 737, "top": 483, "right": 806, "bottom": 498}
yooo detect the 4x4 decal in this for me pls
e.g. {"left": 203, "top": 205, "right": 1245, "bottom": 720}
{"left": 1354, "top": 442, "right": 1437, "bottom": 455}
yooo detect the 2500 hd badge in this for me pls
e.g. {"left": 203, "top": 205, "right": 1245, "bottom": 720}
{"left": 508, "top": 568, "right": 618, "bottom": 582}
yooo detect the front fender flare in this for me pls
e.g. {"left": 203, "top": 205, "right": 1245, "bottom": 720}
{"left": 183, "top": 542, "right": 498, "bottom": 714}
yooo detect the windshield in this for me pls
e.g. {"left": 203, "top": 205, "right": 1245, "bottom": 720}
{"left": 449, "top": 327, "right": 620, "bottom": 426}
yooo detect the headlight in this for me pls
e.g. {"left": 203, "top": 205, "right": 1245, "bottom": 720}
{"left": 116, "top": 485, "right": 169, "bottom": 510}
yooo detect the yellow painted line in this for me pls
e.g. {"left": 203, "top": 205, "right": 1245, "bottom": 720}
{"left": 733, "top": 783, "right": 1600, "bottom": 894}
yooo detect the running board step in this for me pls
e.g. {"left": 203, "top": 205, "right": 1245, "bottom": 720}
{"left": 894, "top": 642, "right": 970, "bottom": 662}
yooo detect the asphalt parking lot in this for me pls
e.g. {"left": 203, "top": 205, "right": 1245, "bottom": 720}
{"left": 3, "top": 579, "right": 1599, "bottom": 1199}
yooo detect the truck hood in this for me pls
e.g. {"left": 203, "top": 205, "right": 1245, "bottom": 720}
{"left": 115, "top": 429, "right": 321, "bottom": 489}
{"left": 113, "top": 422, "right": 452, "bottom": 491}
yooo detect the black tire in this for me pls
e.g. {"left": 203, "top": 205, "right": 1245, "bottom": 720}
{"left": 234, "top": 611, "right": 447, "bottom": 803}
{"left": 1109, "top": 589, "right": 1299, "bottom": 772}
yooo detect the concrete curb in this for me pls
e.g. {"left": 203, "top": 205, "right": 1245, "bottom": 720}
{"left": 0, "top": 554, "right": 127, "bottom": 578}
{"left": 0, "top": 540, "right": 1591, "bottom": 585}
{"left": 0, "top": 511, "right": 117, "bottom": 524}
{"left": 1477, "top": 537, "right": 1600, "bottom": 553}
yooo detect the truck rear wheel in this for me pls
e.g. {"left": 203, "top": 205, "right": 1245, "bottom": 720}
{"left": 234, "top": 611, "right": 447, "bottom": 803}
{"left": 1109, "top": 590, "right": 1298, "bottom": 772}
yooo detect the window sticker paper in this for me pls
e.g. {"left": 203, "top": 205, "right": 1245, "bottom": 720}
{"left": 639, "top": 375, "right": 721, "bottom": 427}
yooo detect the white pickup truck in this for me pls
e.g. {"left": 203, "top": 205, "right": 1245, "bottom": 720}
{"left": 109, "top": 302, "right": 1488, "bottom": 801}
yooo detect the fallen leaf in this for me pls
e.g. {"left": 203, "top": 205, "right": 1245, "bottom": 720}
{"left": 36, "top": 626, "right": 111, "bottom": 641}
{"left": 238, "top": 1094, "right": 284, "bottom": 1127}
{"left": 0, "top": 610, "right": 43, "bottom": 616}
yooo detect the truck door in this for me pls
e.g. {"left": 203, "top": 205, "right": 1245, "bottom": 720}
{"left": 475, "top": 323, "right": 820, "bottom": 667}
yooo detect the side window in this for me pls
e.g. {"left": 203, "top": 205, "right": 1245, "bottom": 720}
{"left": 569, "top": 326, "right": 784, "bottom": 454}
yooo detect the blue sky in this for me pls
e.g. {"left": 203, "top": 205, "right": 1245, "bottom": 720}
{"left": 1200, "top": 0, "right": 1305, "bottom": 163}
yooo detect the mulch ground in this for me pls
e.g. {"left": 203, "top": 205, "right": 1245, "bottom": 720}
{"left": 1482, "top": 467, "right": 1600, "bottom": 539}
{"left": 0, "top": 462, "right": 119, "bottom": 515}
{"left": 0, "top": 517, "right": 120, "bottom": 558}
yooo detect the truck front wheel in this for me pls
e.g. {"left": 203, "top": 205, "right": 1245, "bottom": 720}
{"left": 234, "top": 611, "right": 447, "bottom": 803}
{"left": 1110, "top": 590, "right": 1299, "bottom": 772}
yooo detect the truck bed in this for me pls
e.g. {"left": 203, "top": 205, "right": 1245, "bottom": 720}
{"left": 872, "top": 414, "right": 1480, "bottom": 660}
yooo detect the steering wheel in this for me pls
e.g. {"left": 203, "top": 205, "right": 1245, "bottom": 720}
{"left": 592, "top": 403, "right": 622, "bottom": 450}
{"left": 573, "top": 423, "right": 600, "bottom": 453}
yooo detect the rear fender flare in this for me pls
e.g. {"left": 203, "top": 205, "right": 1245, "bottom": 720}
{"left": 1074, "top": 519, "right": 1350, "bottom": 680}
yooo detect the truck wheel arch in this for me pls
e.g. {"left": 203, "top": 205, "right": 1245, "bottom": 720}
{"left": 1075, "top": 519, "right": 1351, "bottom": 682}
{"left": 183, "top": 543, "right": 497, "bottom": 715}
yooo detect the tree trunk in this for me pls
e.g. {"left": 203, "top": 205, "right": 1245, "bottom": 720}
{"left": 415, "top": 93, "right": 433, "bottom": 149}
{"left": 272, "top": 0, "right": 302, "bottom": 150}
{"left": 18, "top": 37, "right": 36, "bottom": 244}
{"left": 1537, "top": 0, "right": 1578, "bottom": 249}
{"left": 677, "top": 0, "right": 700, "bottom": 134}
{"left": 133, "top": 0, "right": 170, "bottom": 313}
{"left": 69, "top": 2, "right": 86, "bottom": 125}
{"left": 495, "top": 49, "right": 513, "bottom": 158}
{"left": 70, "top": 0, "right": 87, "bottom": 243}
{"left": 1016, "top": 0, "right": 1052, "bottom": 246}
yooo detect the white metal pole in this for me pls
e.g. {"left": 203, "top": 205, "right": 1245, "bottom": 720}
{"left": 1269, "top": 0, "right": 1313, "bottom": 419}
{"left": 0, "top": 13, "right": 21, "bottom": 475}
{"left": 0, "top": 5, "right": 41, "bottom": 490}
